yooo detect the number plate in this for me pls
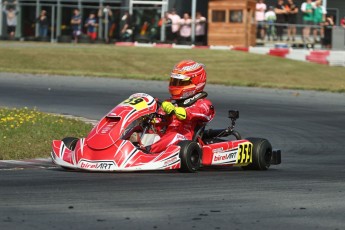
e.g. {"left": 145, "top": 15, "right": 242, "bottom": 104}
{"left": 236, "top": 142, "right": 253, "bottom": 165}
{"left": 122, "top": 97, "right": 148, "bottom": 111}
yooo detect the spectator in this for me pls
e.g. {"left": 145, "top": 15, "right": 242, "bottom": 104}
{"left": 159, "top": 11, "right": 172, "bottom": 42}
{"left": 265, "top": 6, "right": 277, "bottom": 41}
{"left": 285, "top": 0, "right": 298, "bottom": 42}
{"left": 341, "top": 16, "right": 345, "bottom": 29}
{"left": 168, "top": 9, "right": 181, "bottom": 43}
{"left": 36, "top": 10, "right": 49, "bottom": 38}
{"left": 2, "top": 1, "right": 19, "bottom": 38}
{"left": 301, "top": 0, "right": 314, "bottom": 42}
{"left": 313, "top": 0, "right": 327, "bottom": 43}
{"left": 195, "top": 12, "right": 207, "bottom": 45}
{"left": 98, "top": 5, "right": 114, "bottom": 42}
{"left": 119, "top": 11, "right": 131, "bottom": 41}
{"left": 256, "top": 0, "right": 267, "bottom": 40}
{"left": 179, "top": 13, "right": 192, "bottom": 43}
{"left": 139, "top": 21, "right": 149, "bottom": 36}
{"left": 323, "top": 15, "right": 334, "bottom": 49}
{"left": 71, "top": 8, "right": 82, "bottom": 43}
{"left": 274, "top": 0, "right": 287, "bottom": 41}
{"left": 84, "top": 12, "right": 98, "bottom": 41}
{"left": 230, "top": 10, "right": 243, "bottom": 23}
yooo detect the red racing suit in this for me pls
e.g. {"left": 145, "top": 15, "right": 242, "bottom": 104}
{"left": 150, "top": 92, "right": 215, "bottom": 153}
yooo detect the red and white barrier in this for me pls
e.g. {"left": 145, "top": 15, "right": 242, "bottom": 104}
{"left": 114, "top": 42, "right": 345, "bottom": 67}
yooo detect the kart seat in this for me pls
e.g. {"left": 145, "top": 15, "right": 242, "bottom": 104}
{"left": 141, "top": 133, "right": 161, "bottom": 147}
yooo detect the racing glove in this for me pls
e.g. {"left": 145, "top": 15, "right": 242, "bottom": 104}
{"left": 162, "top": 101, "right": 175, "bottom": 115}
{"left": 174, "top": 107, "right": 187, "bottom": 120}
{"left": 162, "top": 101, "right": 187, "bottom": 120}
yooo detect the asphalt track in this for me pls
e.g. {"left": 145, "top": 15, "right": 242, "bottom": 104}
{"left": 0, "top": 73, "right": 345, "bottom": 230}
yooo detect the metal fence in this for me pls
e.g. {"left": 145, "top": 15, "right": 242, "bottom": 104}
{"left": 256, "top": 22, "right": 345, "bottom": 50}
{"left": 0, "top": 0, "right": 166, "bottom": 43}
{"left": 1, "top": 1, "right": 344, "bottom": 49}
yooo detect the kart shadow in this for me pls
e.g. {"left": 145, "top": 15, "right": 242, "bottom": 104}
{"left": 49, "top": 165, "right": 262, "bottom": 174}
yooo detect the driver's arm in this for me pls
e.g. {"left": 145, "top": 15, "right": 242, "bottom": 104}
{"left": 185, "top": 99, "right": 215, "bottom": 122}
{"left": 162, "top": 99, "right": 214, "bottom": 122}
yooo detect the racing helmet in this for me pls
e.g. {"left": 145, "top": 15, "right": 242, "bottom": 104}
{"left": 169, "top": 60, "right": 206, "bottom": 100}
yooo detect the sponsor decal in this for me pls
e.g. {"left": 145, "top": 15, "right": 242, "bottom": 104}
{"left": 163, "top": 156, "right": 179, "bottom": 167}
{"left": 100, "top": 121, "right": 117, "bottom": 134}
{"left": 79, "top": 160, "right": 116, "bottom": 170}
{"left": 212, "top": 149, "right": 238, "bottom": 165}
{"left": 212, "top": 147, "right": 224, "bottom": 154}
{"left": 183, "top": 93, "right": 202, "bottom": 105}
{"left": 180, "top": 63, "right": 202, "bottom": 71}
{"left": 182, "top": 91, "right": 194, "bottom": 98}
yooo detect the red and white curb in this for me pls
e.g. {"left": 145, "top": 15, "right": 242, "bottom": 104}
{"left": 0, "top": 158, "right": 54, "bottom": 170}
{"left": 115, "top": 42, "right": 345, "bottom": 67}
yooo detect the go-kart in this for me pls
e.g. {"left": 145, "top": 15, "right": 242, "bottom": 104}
{"left": 51, "top": 93, "right": 281, "bottom": 172}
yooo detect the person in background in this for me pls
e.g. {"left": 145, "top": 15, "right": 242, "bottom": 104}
{"left": 301, "top": 0, "right": 314, "bottom": 42}
{"left": 71, "top": 8, "right": 82, "bottom": 43}
{"left": 323, "top": 15, "right": 334, "bottom": 49}
{"left": 2, "top": 1, "right": 19, "bottom": 38}
{"left": 313, "top": 0, "right": 327, "bottom": 43}
{"left": 36, "top": 9, "right": 49, "bottom": 38}
{"left": 285, "top": 0, "right": 298, "bottom": 42}
{"left": 98, "top": 5, "right": 114, "bottom": 42}
{"left": 274, "top": 0, "right": 287, "bottom": 41}
{"left": 256, "top": 0, "right": 267, "bottom": 40}
{"left": 84, "top": 12, "right": 98, "bottom": 41}
{"left": 195, "top": 12, "right": 207, "bottom": 45}
{"left": 119, "top": 11, "right": 131, "bottom": 41}
{"left": 159, "top": 11, "right": 172, "bottom": 42}
{"left": 341, "top": 16, "right": 345, "bottom": 29}
{"left": 179, "top": 13, "right": 192, "bottom": 43}
{"left": 168, "top": 9, "right": 181, "bottom": 43}
{"left": 265, "top": 6, "right": 276, "bottom": 41}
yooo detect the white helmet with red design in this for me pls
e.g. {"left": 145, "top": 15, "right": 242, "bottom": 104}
{"left": 169, "top": 60, "right": 207, "bottom": 100}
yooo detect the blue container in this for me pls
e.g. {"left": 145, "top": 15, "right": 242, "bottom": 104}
{"left": 275, "top": 43, "right": 289, "bottom": 49}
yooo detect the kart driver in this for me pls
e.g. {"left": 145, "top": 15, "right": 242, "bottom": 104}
{"left": 148, "top": 59, "right": 215, "bottom": 153}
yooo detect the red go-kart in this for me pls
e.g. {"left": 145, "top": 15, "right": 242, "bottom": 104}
{"left": 51, "top": 93, "right": 281, "bottom": 172}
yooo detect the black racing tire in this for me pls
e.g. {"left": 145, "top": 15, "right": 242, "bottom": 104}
{"left": 242, "top": 137, "right": 272, "bottom": 170}
{"left": 60, "top": 137, "right": 78, "bottom": 170}
{"left": 62, "top": 137, "right": 79, "bottom": 151}
{"left": 177, "top": 141, "right": 202, "bottom": 173}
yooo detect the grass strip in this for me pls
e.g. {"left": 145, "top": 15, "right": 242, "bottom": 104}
{"left": 0, "top": 107, "right": 92, "bottom": 160}
{"left": 0, "top": 42, "right": 344, "bottom": 92}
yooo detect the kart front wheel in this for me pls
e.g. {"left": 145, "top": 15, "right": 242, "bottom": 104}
{"left": 61, "top": 137, "right": 79, "bottom": 171}
{"left": 177, "top": 141, "right": 202, "bottom": 173}
{"left": 62, "top": 137, "right": 79, "bottom": 150}
{"left": 242, "top": 137, "right": 272, "bottom": 170}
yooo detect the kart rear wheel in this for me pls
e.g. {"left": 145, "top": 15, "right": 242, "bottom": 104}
{"left": 177, "top": 141, "right": 202, "bottom": 173}
{"left": 62, "top": 137, "right": 79, "bottom": 150}
{"left": 242, "top": 138, "right": 272, "bottom": 170}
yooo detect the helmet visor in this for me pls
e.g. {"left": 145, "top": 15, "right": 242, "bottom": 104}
{"left": 170, "top": 74, "right": 191, "bottom": 86}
